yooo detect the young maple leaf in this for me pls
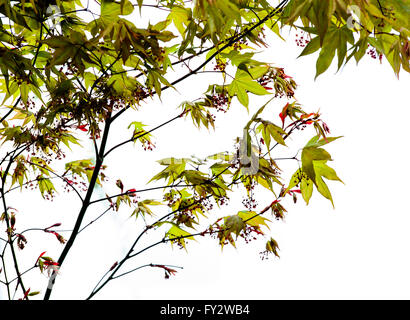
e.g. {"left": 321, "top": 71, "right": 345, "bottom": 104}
{"left": 77, "top": 124, "right": 88, "bottom": 132}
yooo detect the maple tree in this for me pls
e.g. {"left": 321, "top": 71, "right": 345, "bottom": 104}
{"left": 0, "top": 0, "right": 408, "bottom": 300}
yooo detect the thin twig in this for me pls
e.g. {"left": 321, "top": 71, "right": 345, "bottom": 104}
{"left": 104, "top": 111, "right": 186, "bottom": 158}
{"left": 78, "top": 206, "right": 112, "bottom": 234}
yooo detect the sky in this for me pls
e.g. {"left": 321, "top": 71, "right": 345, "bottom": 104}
{"left": 99, "top": 33, "right": 410, "bottom": 300}
{"left": 1, "top": 3, "right": 410, "bottom": 300}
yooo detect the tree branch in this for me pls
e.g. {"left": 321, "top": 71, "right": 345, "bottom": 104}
{"left": 110, "top": 0, "right": 289, "bottom": 123}
{"left": 43, "top": 112, "right": 113, "bottom": 300}
{"left": 78, "top": 206, "right": 112, "bottom": 234}
{"left": 112, "top": 263, "right": 183, "bottom": 280}
{"left": 86, "top": 196, "right": 279, "bottom": 299}
{"left": 0, "top": 254, "right": 11, "bottom": 299}
{"left": 104, "top": 110, "right": 187, "bottom": 158}
{"left": 89, "top": 184, "right": 193, "bottom": 206}
{"left": 27, "top": 161, "right": 84, "bottom": 202}
{"left": 1, "top": 149, "right": 30, "bottom": 299}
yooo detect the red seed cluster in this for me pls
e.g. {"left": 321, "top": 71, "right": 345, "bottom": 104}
{"left": 211, "top": 93, "right": 229, "bottom": 112}
{"left": 242, "top": 196, "right": 257, "bottom": 210}
{"left": 259, "top": 250, "right": 271, "bottom": 260}
{"left": 367, "top": 45, "right": 383, "bottom": 62}
{"left": 242, "top": 225, "right": 260, "bottom": 244}
{"left": 216, "top": 196, "right": 229, "bottom": 206}
{"left": 63, "top": 175, "right": 88, "bottom": 193}
{"left": 295, "top": 32, "right": 310, "bottom": 47}
{"left": 213, "top": 59, "right": 227, "bottom": 72}
{"left": 133, "top": 86, "right": 150, "bottom": 101}
{"left": 258, "top": 27, "right": 266, "bottom": 40}
{"left": 142, "top": 140, "right": 155, "bottom": 151}
{"left": 232, "top": 37, "right": 248, "bottom": 51}
{"left": 367, "top": 45, "right": 377, "bottom": 59}
{"left": 257, "top": 67, "right": 296, "bottom": 99}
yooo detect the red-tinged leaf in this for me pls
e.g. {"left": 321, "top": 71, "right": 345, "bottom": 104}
{"left": 152, "top": 264, "right": 178, "bottom": 278}
{"left": 127, "top": 188, "right": 137, "bottom": 196}
{"left": 23, "top": 288, "right": 30, "bottom": 300}
{"left": 279, "top": 112, "right": 286, "bottom": 126}
{"left": 215, "top": 217, "right": 223, "bottom": 224}
{"left": 289, "top": 189, "right": 301, "bottom": 194}
{"left": 43, "top": 260, "right": 59, "bottom": 266}
{"left": 44, "top": 229, "right": 65, "bottom": 243}
{"left": 54, "top": 232, "right": 66, "bottom": 244}
{"left": 300, "top": 112, "right": 316, "bottom": 119}
{"left": 279, "top": 103, "right": 289, "bottom": 126}
{"left": 116, "top": 179, "right": 124, "bottom": 191}
{"left": 36, "top": 251, "right": 46, "bottom": 263}
{"left": 44, "top": 223, "right": 61, "bottom": 230}
{"left": 166, "top": 267, "right": 177, "bottom": 276}
{"left": 109, "top": 261, "right": 118, "bottom": 271}
{"left": 322, "top": 121, "right": 331, "bottom": 134}
{"left": 292, "top": 192, "right": 297, "bottom": 203}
